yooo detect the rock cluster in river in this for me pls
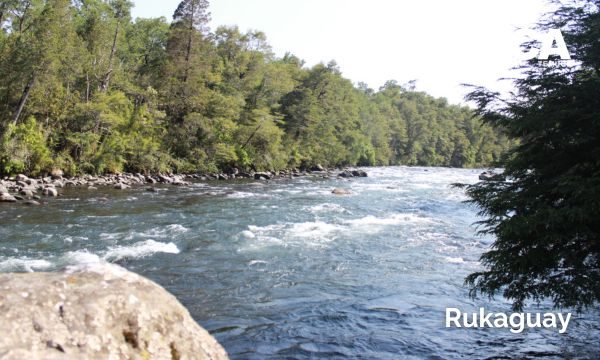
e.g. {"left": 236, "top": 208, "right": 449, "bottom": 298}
{"left": 338, "top": 170, "right": 368, "bottom": 178}
{"left": 0, "top": 167, "right": 368, "bottom": 205}
{"left": 0, "top": 264, "right": 228, "bottom": 360}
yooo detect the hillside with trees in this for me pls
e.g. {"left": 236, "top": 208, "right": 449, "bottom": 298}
{"left": 0, "top": 0, "right": 510, "bottom": 176}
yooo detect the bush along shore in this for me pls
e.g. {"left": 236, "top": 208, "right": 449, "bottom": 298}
{"left": 0, "top": 166, "right": 368, "bottom": 205}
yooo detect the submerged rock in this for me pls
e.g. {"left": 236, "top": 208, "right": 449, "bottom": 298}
{"left": 0, "top": 264, "right": 229, "bottom": 360}
{"left": 479, "top": 171, "right": 506, "bottom": 182}
{"left": 332, "top": 188, "right": 352, "bottom": 195}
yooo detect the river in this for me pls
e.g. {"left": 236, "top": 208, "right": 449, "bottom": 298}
{"left": 0, "top": 166, "right": 598, "bottom": 359}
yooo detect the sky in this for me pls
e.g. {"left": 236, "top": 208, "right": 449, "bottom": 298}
{"left": 132, "top": 0, "right": 555, "bottom": 105}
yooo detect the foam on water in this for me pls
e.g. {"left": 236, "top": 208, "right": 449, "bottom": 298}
{"left": 286, "top": 221, "right": 344, "bottom": 241}
{"left": 307, "top": 203, "right": 349, "bottom": 214}
{"left": 241, "top": 221, "right": 345, "bottom": 249}
{"left": 103, "top": 240, "right": 180, "bottom": 261}
{"left": 248, "top": 260, "right": 267, "bottom": 266}
{"left": 344, "top": 213, "right": 433, "bottom": 226}
{"left": 240, "top": 230, "right": 256, "bottom": 239}
{"left": 444, "top": 256, "right": 465, "bottom": 264}
{"left": 99, "top": 224, "right": 189, "bottom": 242}
{"left": 226, "top": 191, "right": 258, "bottom": 199}
{"left": 248, "top": 224, "right": 286, "bottom": 233}
{"left": 0, "top": 258, "right": 52, "bottom": 272}
{"left": 64, "top": 250, "right": 102, "bottom": 265}
{"left": 62, "top": 236, "right": 89, "bottom": 244}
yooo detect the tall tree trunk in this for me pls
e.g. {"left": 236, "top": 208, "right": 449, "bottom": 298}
{"left": 182, "top": 3, "right": 195, "bottom": 84}
{"left": 12, "top": 73, "right": 36, "bottom": 124}
{"left": 101, "top": 21, "right": 120, "bottom": 92}
{"left": 86, "top": 72, "right": 90, "bottom": 103}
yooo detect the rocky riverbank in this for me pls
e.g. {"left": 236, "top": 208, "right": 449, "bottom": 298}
{"left": 0, "top": 167, "right": 368, "bottom": 205}
{"left": 0, "top": 263, "right": 228, "bottom": 359}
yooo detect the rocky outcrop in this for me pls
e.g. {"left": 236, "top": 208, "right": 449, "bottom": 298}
{"left": 0, "top": 264, "right": 228, "bottom": 360}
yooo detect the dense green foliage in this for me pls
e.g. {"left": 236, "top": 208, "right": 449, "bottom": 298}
{"left": 0, "top": 0, "right": 510, "bottom": 176}
{"left": 461, "top": 0, "right": 600, "bottom": 310}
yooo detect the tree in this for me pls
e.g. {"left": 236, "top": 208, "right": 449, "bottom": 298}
{"left": 100, "top": 0, "right": 133, "bottom": 92}
{"left": 162, "top": 0, "right": 213, "bottom": 124}
{"left": 0, "top": 0, "right": 77, "bottom": 125}
{"left": 125, "top": 17, "right": 170, "bottom": 88}
{"left": 171, "top": 0, "right": 210, "bottom": 84}
{"left": 461, "top": 0, "right": 600, "bottom": 310}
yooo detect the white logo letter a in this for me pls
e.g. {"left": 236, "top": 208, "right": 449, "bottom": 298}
{"left": 538, "top": 29, "right": 571, "bottom": 60}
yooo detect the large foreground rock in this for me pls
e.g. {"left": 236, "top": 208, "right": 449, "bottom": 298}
{"left": 0, "top": 264, "right": 228, "bottom": 360}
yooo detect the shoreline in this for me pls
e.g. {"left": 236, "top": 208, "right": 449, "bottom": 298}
{"left": 0, "top": 167, "right": 369, "bottom": 205}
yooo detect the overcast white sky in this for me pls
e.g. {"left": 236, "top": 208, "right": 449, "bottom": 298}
{"left": 132, "top": 0, "right": 555, "bottom": 105}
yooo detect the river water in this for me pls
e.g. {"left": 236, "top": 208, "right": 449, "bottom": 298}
{"left": 0, "top": 167, "right": 598, "bottom": 359}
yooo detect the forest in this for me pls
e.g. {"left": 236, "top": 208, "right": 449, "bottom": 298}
{"left": 0, "top": 0, "right": 511, "bottom": 176}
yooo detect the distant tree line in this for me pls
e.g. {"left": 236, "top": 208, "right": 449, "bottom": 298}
{"left": 0, "top": 0, "right": 511, "bottom": 176}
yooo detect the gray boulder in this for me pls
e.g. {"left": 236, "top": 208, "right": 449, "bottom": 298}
{"left": 351, "top": 170, "right": 368, "bottom": 177}
{"left": 332, "top": 188, "right": 352, "bottom": 195}
{"left": 42, "top": 187, "right": 58, "bottom": 197}
{"left": 338, "top": 169, "right": 368, "bottom": 178}
{"left": 254, "top": 172, "right": 271, "bottom": 180}
{"left": 158, "top": 175, "right": 173, "bottom": 184}
{"left": 50, "top": 168, "right": 64, "bottom": 180}
{"left": 19, "top": 189, "right": 35, "bottom": 198}
{"left": 0, "top": 193, "right": 17, "bottom": 202}
{"left": 0, "top": 264, "right": 229, "bottom": 360}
